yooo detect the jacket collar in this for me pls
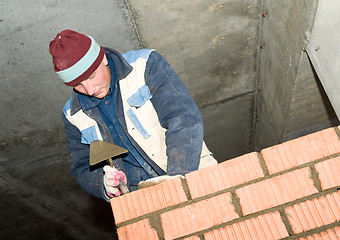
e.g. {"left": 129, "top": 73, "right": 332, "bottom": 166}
{"left": 69, "top": 48, "right": 132, "bottom": 116}
{"left": 104, "top": 47, "right": 132, "bottom": 81}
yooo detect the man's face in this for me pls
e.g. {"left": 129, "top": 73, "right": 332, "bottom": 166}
{"left": 73, "top": 56, "right": 111, "bottom": 99}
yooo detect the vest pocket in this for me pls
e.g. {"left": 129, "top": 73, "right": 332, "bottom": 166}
{"left": 80, "top": 125, "right": 99, "bottom": 144}
{"left": 126, "top": 85, "right": 152, "bottom": 139}
{"left": 126, "top": 109, "right": 150, "bottom": 139}
{"left": 127, "top": 85, "right": 152, "bottom": 108}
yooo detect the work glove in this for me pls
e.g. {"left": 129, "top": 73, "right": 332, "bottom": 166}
{"left": 138, "top": 175, "right": 184, "bottom": 189}
{"left": 103, "top": 165, "right": 127, "bottom": 198}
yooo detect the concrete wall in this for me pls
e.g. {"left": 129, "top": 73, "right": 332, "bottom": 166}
{"left": 0, "top": 0, "right": 139, "bottom": 141}
{"left": 255, "top": 0, "right": 339, "bottom": 150}
{"left": 1, "top": 0, "right": 339, "bottom": 163}
{"left": 305, "top": 0, "right": 340, "bottom": 119}
{"left": 0, "top": 0, "right": 262, "bottom": 161}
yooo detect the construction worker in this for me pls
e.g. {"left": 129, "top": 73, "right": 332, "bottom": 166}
{"left": 49, "top": 29, "right": 217, "bottom": 201}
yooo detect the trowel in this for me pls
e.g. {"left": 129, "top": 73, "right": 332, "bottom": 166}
{"left": 90, "top": 140, "right": 130, "bottom": 194}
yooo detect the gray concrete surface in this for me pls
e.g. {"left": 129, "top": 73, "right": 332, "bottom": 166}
{"left": 255, "top": 0, "right": 339, "bottom": 150}
{"left": 1, "top": 0, "right": 339, "bottom": 239}
{"left": 127, "top": 0, "right": 261, "bottom": 159}
{"left": 306, "top": 0, "right": 340, "bottom": 119}
{"left": 256, "top": 0, "right": 316, "bottom": 145}
{"left": 0, "top": 0, "right": 262, "bottom": 161}
{"left": 0, "top": 0, "right": 139, "bottom": 142}
{"left": 0, "top": 130, "right": 118, "bottom": 239}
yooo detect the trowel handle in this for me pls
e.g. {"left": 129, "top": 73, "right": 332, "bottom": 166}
{"left": 107, "top": 157, "right": 114, "bottom": 168}
{"left": 118, "top": 179, "right": 130, "bottom": 194}
{"left": 107, "top": 157, "right": 130, "bottom": 195}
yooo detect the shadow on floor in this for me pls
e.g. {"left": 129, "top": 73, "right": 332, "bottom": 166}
{"left": 0, "top": 133, "right": 118, "bottom": 240}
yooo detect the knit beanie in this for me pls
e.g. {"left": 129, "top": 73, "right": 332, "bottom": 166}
{"left": 49, "top": 29, "right": 105, "bottom": 86}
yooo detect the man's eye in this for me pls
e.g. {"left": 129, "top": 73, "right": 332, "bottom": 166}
{"left": 89, "top": 72, "right": 96, "bottom": 79}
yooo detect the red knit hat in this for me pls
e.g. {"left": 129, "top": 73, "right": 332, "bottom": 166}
{"left": 49, "top": 29, "right": 105, "bottom": 86}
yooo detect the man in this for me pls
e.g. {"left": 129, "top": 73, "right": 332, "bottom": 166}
{"left": 49, "top": 29, "right": 216, "bottom": 201}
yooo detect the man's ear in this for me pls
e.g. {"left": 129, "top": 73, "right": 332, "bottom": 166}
{"left": 102, "top": 54, "right": 108, "bottom": 65}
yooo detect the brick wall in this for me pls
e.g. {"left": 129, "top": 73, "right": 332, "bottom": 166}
{"left": 110, "top": 127, "right": 340, "bottom": 239}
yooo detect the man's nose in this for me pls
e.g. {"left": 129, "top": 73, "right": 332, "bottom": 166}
{"left": 82, "top": 80, "right": 95, "bottom": 96}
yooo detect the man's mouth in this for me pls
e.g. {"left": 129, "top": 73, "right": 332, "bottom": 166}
{"left": 93, "top": 90, "right": 101, "bottom": 97}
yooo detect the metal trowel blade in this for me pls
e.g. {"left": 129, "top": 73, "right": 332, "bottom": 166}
{"left": 89, "top": 140, "right": 128, "bottom": 166}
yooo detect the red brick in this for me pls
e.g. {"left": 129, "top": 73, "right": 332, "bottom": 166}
{"left": 285, "top": 191, "right": 340, "bottom": 234}
{"left": 117, "top": 218, "right": 158, "bottom": 240}
{"left": 261, "top": 128, "right": 340, "bottom": 174}
{"left": 315, "top": 156, "right": 340, "bottom": 190}
{"left": 204, "top": 211, "right": 289, "bottom": 240}
{"left": 186, "top": 152, "right": 264, "bottom": 199}
{"left": 161, "top": 192, "right": 238, "bottom": 239}
{"left": 111, "top": 176, "right": 187, "bottom": 225}
{"left": 236, "top": 167, "right": 318, "bottom": 215}
{"left": 297, "top": 226, "right": 340, "bottom": 240}
{"left": 182, "top": 236, "right": 201, "bottom": 240}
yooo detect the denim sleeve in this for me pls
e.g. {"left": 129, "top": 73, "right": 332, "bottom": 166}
{"left": 145, "top": 51, "right": 204, "bottom": 175}
{"left": 62, "top": 113, "right": 108, "bottom": 201}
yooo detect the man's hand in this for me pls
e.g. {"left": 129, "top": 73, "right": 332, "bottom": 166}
{"left": 103, "top": 166, "right": 127, "bottom": 197}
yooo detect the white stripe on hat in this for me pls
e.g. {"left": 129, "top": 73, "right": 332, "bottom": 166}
{"left": 56, "top": 35, "right": 100, "bottom": 83}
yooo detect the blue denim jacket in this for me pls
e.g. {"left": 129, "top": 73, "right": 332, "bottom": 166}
{"left": 62, "top": 49, "right": 204, "bottom": 200}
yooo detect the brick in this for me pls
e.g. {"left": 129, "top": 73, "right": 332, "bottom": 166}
{"left": 117, "top": 218, "right": 159, "bottom": 240}
{"left": 236, "top": 167, "right": 318, "bottom": 215}
{"left": 297, "top": 226, "right": 340, "bottom": 240}
{"left": 285, "top": 191, "right": 340, "bottom": 234}
{"left": 111, "top": 176, "right": 187, "bottom": 225}
{"left": 186, "top": 152, "right": 264, "bottom": 199}
{"left": 182, "top": 236, "right": 201, "bottom": 240}
{"left": 161, "top": 192, "right": 238, "bottom": 239}
{"left": 315, "top": 156, "right": 340, "bottom": 190}
{"left": 204, "top": 211, "right": 289, "bottom": 240}
{"left": 261, "top": 127, "right": 340, "bottom": 174}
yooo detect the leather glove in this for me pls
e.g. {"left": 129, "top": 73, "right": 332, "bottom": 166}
{"left": 103, "top": 165, "right": 127, "bottom": 197}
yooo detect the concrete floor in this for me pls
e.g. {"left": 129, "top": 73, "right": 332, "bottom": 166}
{"left": 0, "top": 129, "right": 118, "bottom": 239}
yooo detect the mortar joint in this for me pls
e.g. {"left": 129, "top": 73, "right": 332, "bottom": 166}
{"left": 309, "top": 165, "right": 322, "bottom": 192}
